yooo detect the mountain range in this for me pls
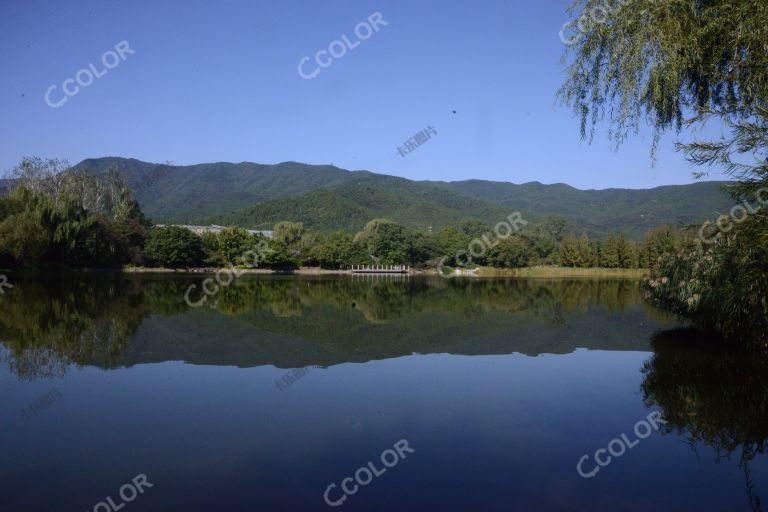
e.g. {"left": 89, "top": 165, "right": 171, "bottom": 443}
{"left": 73, "top": 157, "right": 733, "bottom": 239}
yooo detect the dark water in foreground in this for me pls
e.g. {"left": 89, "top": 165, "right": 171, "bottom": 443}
{"left": 0, "top": 275, "right": 766, "bottom": 511}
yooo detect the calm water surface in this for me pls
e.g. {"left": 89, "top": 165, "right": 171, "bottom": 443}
{"left": 0, "top": 275, "right": 766, "bottom": 511}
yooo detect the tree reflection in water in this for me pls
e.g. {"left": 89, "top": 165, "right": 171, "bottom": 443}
{"left": 0, "top": 274, "right": 188, "bottom": 379}
{"left": 642, "top": 329, "right": 768, "bottom": 511}
{"left": 0, "top": 275, "right": 672, "bottom": 379}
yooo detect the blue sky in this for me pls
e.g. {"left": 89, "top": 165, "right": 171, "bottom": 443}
{"left": 0, "top": 0, "right": 728, "bottom": 189}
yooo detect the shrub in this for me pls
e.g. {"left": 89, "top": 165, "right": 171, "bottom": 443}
{"left": 487, "top": 236, "right": 534, "bottom": 268}
{"left": 144, "top": 226, "right": 204, "bottom": 268}
{"left": 645, "top": 237, "right": 768, "bottom": 348}
{"left": 217, "top": 227, "right": 255, "bottom": 265}
{"left": 200, "top": 231, "right": 224, "bottom": 267}
{"left": 259, "top": 241, "right": 298, "bottom": 268}
{"left": 309, "top": 231, "right": 367, "bottom": 268}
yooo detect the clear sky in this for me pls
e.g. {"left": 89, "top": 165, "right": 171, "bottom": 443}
{"left": 0, "top": 0, "right": 728, "bottom": 189}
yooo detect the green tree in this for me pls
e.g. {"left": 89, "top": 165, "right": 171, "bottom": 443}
{"left": 273, "top": 222, "right": 305, "bottom": 254}
{"left": 640, "top": 226, "right": 677, "bottom": 268}
{"left": 600, "top": 235, "right": 620, "bottom": 269}
{"left": 545, "top": 217, "right": 567, "bottom": 244}
{"left": 559, "top": 234, "right": 580, "bottom": 267}
{"left": 0, "top": 185, "right": 124, "bottom": 267}
{"left": 459, "top": 219, "right": 491, "bottom": 239}
{"left": 0, "top": 158, "right": 150, "bottom": 267}
{"left": 0, "top": 206, "right": 50, "bottom": 262}
{"left": 298, "top": 230, "right": 321, "bottom": 260}
{"left": 559, "top": 0, "right": 768, "bottom": 160}
{"left": 259, "top": 241, "right": 298, "bottom": 268}
{"left": 218, "top": 227, "right": 254, "bottom": 265}
{"left": 487, "top": 235, "right": 534, "bottom": 268}
{"left": 309, "top": 231, "right": 367, "bottom": 268}
{"left": 576, "top": 233, "right": 593, "bottom": 267}
{"left": 617, "top": 234, "right": 639, "bottom": 269}
{"left": 144, "top": 226, "right": 204, "bottom": 268}
{"left": 200, "top": 231, "right": 224, "bottom": 266}
{"left": 434, "top": 227, "right": 471, "bottom": 267}
{"left": 408, "top": 232, "right": 444, "bottom": 267}
{"left": 353, "top": 219, "right": 410, "bottom": 265}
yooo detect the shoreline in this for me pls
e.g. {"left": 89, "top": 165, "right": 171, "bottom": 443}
{"left": 475, "top": 266, "right": 649, "bottom": 279}
{"left": 2, "top": 266, "right": 649, "bottom": 278}
{"left": 116, "top": 266, "right": 648, "bottom": 278}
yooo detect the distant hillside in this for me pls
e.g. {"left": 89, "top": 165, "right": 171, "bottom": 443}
{"left": 74, "top": 157, "right": 358, "bottom": 222}
{"left": 205, "top": 179, "right": 549, "bottom": 233}
{"left": 427, "top": 179, "right": 732, "bottom": 237}
{"left": 74, "top": 157, "right": 733, "bottom": 238}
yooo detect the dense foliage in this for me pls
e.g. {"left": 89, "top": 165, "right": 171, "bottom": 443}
{"left": 144, "top": 227, "right": 205, "bottom": 268}
{"left": 560, "top": 0, "right": 768, "bottom": 345}
{"left": 137, "top": 217, "right": 679, "bottom": 271}
{"left": 0, "top": 158, "right": 149, "bottom": 268}
{"left": 206, "top": 179, "right": 732, "bottom": 239}
{"left": 0, "top": 159, "right": 695, "bottom": 272}
{"left": 559, "top": 0, "right": 768, "bottom": 155}
{"left": 646, "top": 232, "right": 768, "bottom": 348}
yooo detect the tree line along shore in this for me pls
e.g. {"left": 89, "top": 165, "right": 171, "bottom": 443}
{"left": 0, "top": 159, "right": 679, "bottom": 274}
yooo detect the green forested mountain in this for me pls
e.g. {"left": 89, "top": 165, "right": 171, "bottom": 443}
{"left": 427, "top": 179, "right": 732, "bottom": 236}
{"left": 75, "top": 157, "right": 733, "bottom": 238}
{"left": 206, "top": 180, "right": 547, "bottom": 233}
{"left": 74, "top": 157, "right": 358, "bottom": 222}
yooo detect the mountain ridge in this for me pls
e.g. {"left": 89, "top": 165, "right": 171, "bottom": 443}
{"left": 77, "top": 156, "right": 721, "bottom": 191}
{"left": 73, "top": 156, "right": 732, "bottom": 238}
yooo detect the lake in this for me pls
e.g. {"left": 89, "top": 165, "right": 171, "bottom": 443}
{"left": 0, "top": 274, "right": 766, "bottom": 511}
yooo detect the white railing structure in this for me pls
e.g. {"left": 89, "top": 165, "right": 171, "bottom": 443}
{"left": 350, "top": 265, "right": 409, "bottom": 274}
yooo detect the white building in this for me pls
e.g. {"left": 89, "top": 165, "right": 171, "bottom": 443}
{"left": 155, "top": 224, "right": 273, "bottom": 239}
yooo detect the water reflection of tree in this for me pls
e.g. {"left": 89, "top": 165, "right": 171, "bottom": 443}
{"left": 210, "top": 277, "right": 648, "bottom": 324}
{"left": 641, "top": 329, "right": 767, "bottom": 511}
{"left": 0, "top": 276, "right": 661, "bottom": 379}
{"left": 0, "top": 275, "right": 188, "bottom": 379}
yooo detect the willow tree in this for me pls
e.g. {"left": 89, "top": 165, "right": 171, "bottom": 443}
{"left": 559, "top": 0, "right": 768, "bottom": 345}
{"left": 559, "top": 0, "right": 768, "bottom": 158}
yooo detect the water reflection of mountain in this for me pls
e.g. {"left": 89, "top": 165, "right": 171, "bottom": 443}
{"left": 0, "top": 274, "right": 678, "bottom": 378}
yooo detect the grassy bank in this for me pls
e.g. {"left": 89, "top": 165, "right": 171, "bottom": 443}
{"left": 476, "top": 266, "right": 649, "bottom": 279}
{"left": 119, "top": 266, "right": 348, "bottom": 275}
{"left": 119, "top": 266, "right": 431, "bottom": 275}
